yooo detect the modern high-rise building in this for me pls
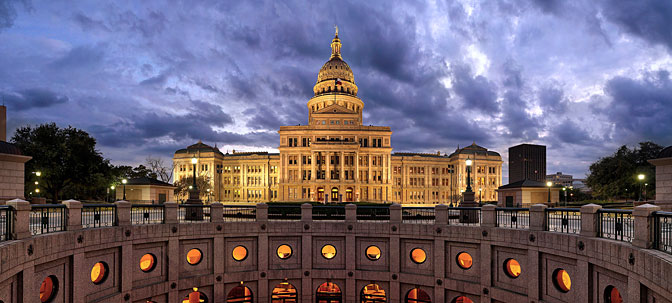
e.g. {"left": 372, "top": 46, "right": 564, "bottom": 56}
{"left": 508, "top": 144, "right": 546, "bottom": 183}
{"left": 546, "top": 172, "right": 574, "bottom": 187}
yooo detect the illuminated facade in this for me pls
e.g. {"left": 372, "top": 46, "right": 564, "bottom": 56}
{"left": 173, "top": 30, "right": 502, "bottom": 204}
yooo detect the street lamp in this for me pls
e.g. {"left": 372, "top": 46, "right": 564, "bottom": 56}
{"left": 33, "top": 171, "right": 42, "bottom": 198}
{"left": 206, "top": 188, "right": 211, "bottom": 202}
{"left": 546, "top": 181, "right": 552, "bottom": 203}
{"left": 191, "top": 157, "right": 198, "bottom": 191}
{"left": 562, "top": 187, "right": 567, "bottom": 206}
{"left": 478, "top": 188, "right": 482, "bottom": 206}
{"left": 637, "top": 174, "right": 645, "bottom": 201}
{"left": 122, "top": 179, "right": 127, "bottom": 201}
{"left": 644, "top": 183, "right": 648, "bottom": 201}
{"left": 110, "top": 185, "right": 115, "bottom": 202}
{"left": 465, "top": 157, "right": 473, "bottom": 193}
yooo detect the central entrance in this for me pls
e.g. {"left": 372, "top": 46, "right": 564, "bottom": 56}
{"left": 331, "top": 187, "right": 339, "bottom": 202}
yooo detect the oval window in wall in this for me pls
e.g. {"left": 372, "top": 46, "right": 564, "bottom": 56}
{"left": 90, "top": 262, "right": 109, "bottom": 284}
{"left": 410, "top": 248, "right": 427, "bottom": 264}
{"left": 322, "top": 244, "right": 337, "bottom": 259}
{"left": 277, "top": 244, "right": 292, "bottom": 259}
{"left": 366, "top": 245, "right": 382, "bottom": 261}
{"left": 456, "top": 252, "right": 473, "bottom": 270}
{"left": 186, "top": 248, "right": 203, "bottom": 265}
{"left": 451, "top": 296, "right": 474, "bottom": 303}
{"left": 604, "top": 285, "right": 623, "bottom": 303}
{"left": 504, "top": 258, "right": 522, "bottom": 278}
{"left": 553, "top": 268, "right": 571, "bottom": 292}
{"left": 232, "top": 245, "right": 248, "bottom": 261}
{"left": 39, "top": 275, "right": 58, "bottom": 303}
{"left": 139, "top": 253, "right": 156, "bottom": 272}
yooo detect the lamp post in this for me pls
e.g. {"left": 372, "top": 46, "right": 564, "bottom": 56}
{"left": 637, "top": 174, "right": 645, "bottom": 201}
{"left": 546, "top": 181, "right": 552, "bottom": 203}
{"left": 563, "top": 187, "right": 567, "bottom": 206}
{"left": 459, "top": 157, "right": 478, "bottom": 223}
{"left": 191, "top": 157, "right": 198, "bottom": 191}
{"left": 644, "top": 183, "right": 648, "bottom": 201}
{"left": 33, "top": 171, "right": 41, "bottom": 198}
{"left": 478, "top": 188, "right": 482, "bottom": 205}
{"left": 465, "top": 157, "right": 473, "bottom": 193}
{"left": 122, "top": 179, "right": 127, "bottom": 201}
{"left": 110, "top": 185, "right": 115, "bottom": 202}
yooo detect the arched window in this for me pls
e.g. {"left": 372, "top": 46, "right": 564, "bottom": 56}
{"left": 317, "top": 187, "right": 325, "bottom": 202}
{"left": 227, "top": 285, "right": 253, "bottom": 302}
{"left": 183, "top": 288, "right": 208, "bottom": 303}
{"left": 361, "top": 284, "right": 386, "bottom": 302}
{"left": 604, "top": 285, "right": 623, "bottom": 303}
{"left": 271, "top": 282, "right": 297, "bottom": 303}
{"left": 451, "top": 296, "right": 473, "bottom": 303}
{"left": 331, "top": 187, "right": 339, "bottom": 201}
{"left": 316, "top": 282, "right": 342, "bottom": 303}
{"left": 405, "top": 288, "right": 431, "bottom": 303}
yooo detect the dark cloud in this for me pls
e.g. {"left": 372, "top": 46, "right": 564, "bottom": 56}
{"left": 500, "top": 90, "right": 540, "bottom": 140}
{"left": 550, "top": 119, "right": 591, "bottom": 145}
{"left": 537, "top": 84, "right": 567, "bottom": 114}
{"left": 601, "top": 0, "right": 672, "bottom": 51}
{"left": 1, "top": 88, "right": 69, "bottom": 111}
{"left": 72, "top": 12, "right": 109, "bottom": 32}
{"left": 0, "top": 0, "right": 30, "bottom": 32}
{"left": 49, "top": 45, "right": 104, "bottom": 70}
{"left": 451, "top": 64, "right": 499, "bottom": 114}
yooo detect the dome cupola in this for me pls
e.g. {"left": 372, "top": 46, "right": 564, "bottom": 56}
{"left": 313, "top": 26, "right": 358, "bottom": 96}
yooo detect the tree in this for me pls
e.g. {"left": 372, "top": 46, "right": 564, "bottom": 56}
{"left": 586, "top": 141, "right": 662, "bottom": 200}
{"left": 113, "top": 164, "right": 157, "bottom": 180}
{"left": 173, "top": 175, "right": 212, "bottom": 202}
{"left": 145, "top": 156, "right": 173, "bottom": 182}
{"left": 11, "top": 123, "right": 115, "bottom": 202}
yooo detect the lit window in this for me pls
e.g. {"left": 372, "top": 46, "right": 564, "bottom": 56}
{"left": 366, "top": 245, "right": 381, "bottom": 261}
{"left": 604, "top": 285, "right": 623, "bottom": 303}
{"left": 451, "top": 296, "right": 473, "bottom": 303}
{"left": 456, "top": 252, "right": 473, "bottom": 270}
{"left": 272, "top": 282, "right": 297, "bottom": 301}
{"left": 187, "top": 248, "right": 203, "bottom": 265}
{"left": 361, "top": 284, "right": 386, "bottom": 302}
{"left": 232, "top": 245, "right": 248, "bottom": 261}
{"left": 410, "top": 248, "right": 426, "bottom": 264}
{"left": 140, "top": 253, "right": 156, "bottom": 272}
{"left": 90, "top": 262, "right": 109, "bottom": 284}
{"left": 40, "top": 275, "right": 58, "bottom": 303}
{"left": 405, "top": 288, "right": 431, "bottom": 303}
{"left": 504, "top": 258, "right": 521, "bottom": 278}
{"left": 553, "top": 269, "right": 571, "bottom": 292}
{"left": 321, "top": 244, "right": 337, "bottom": 259}
{"left": 227, "top": 285, "right": 253, "bottom": 302}
{"left": 183, "top": 288, "right": 208, "bottom": 303}
{"left": 277, "top": 244, "right": 292, "bottom": 259}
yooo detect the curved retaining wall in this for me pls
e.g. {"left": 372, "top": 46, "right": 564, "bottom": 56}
{"left": 0, "top": 201, "right": 671, "bottom": 303}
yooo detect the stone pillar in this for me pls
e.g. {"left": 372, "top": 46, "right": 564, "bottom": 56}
{"left": 210, "top": 202, "right": 223, "bottom": 223}
{"left": 580, "top": 203, "right": 601, "bottom": 237}
{"left": 481, "top": 204, "right": 496, "bottom": 228}
{"left": 301, "top": 203, "right": 312, "bottom": 222}
{"left": 163, "top": 202, "right": 178, "bottom": 224}
{"left": 256, "top": 203, "right": 268, "bottom": 222}
{"left": 6, "top": 199, "right": 31, "bottom": 239}
{"left": 435, "top": 204, "right": 448, "bottom": 225}
{"left": 390, "top": 203, "right": 402, "bottom": 223}
{"left": 345, "top": 203, "right": 357, "bottom": 223}
{"left": 62, "top": 199, "right": 82, "bottom": 230}
{"left": 114, "top": 200, "right": 131, "bottom": 226}
{"left": 632, "top": 203, "right": 660, "bottom": 248}
{"left": 529, "top": 204, "right": 548, "bottom": 231}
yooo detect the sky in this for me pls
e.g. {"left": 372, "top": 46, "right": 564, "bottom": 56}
{"left": 1, "top": 0, "right": 671, "bottom": 182}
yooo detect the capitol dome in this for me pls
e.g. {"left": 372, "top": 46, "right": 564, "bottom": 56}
{"left": 313, "top": 27, "right": 358, "bottom": 96}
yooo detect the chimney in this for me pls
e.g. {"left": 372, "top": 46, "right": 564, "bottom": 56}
{"left": 0, "top": 105, "right": 5, "bottom": 142}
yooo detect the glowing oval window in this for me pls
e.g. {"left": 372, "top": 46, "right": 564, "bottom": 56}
{"left": 604, "top": 285, "right": 623, "bottom": 303}
{"left": 232, "top": 245, "right": 248, "bottom": 261}
{"left": 504, "top": 258, "right": 522, "bottom": 278}
{"left": 366, "top": 245, "right": 381, "bottom": 261}
{"left": 410, "top": 248, "right": 427, "bottom": 264}
{"left": 139, "top": 253, "right": 156, "bottom": 272}
{"left": 182, "top": 288, "right": 208, "bottom": 303}
{"left": 39, "top": 275, "right": 58, "bottom": 303}
{"left": 277, "top": 244, "right": 292, "bottom": 259}
{"left": 90, "top": 262, "right": 109, "bottom": 284}
{"left": 553, "top": 268, "right": 571, "bottom": 293}
{"left": 456, "top": 252, "right": 473, "bottom": 270}
{"left": 321, "top": 244, "right": 337, "bottom": 259}
{"left": 186, "top": 248, "right": 203, "bottom": 265}
{"left": 452, "top": 296, "right": 474, "bottom": 303}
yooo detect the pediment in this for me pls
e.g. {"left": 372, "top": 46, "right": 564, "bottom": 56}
{"left": 314, "top": 104, "right": 356, "bottom": 114}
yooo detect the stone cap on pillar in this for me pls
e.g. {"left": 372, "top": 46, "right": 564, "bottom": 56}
{"left": 530, "top": 204, "right": 548, "bottom": 211}
{"left": 482, "top": 204, "right": 496, "bottom": 211}
{"left": 62, "top": 200, "right": 82, "bottom": 208}
{"left": 580, "top": 203, "right": 602, "bottom": 213}
{"left": 633, "top": 203, "right": 660, "bottom": 216}
{"left": 6, "top": 199, "right": 30, "bottom": 210}
{"left": 301, "top": 203, "right": 313, "bottom": 222}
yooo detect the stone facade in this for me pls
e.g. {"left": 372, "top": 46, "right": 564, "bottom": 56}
{"left": 648, "top": 146, "right": 672, "bottom": 211}
{"left": 0, "top": 105, "right": 31, "bottom": 203}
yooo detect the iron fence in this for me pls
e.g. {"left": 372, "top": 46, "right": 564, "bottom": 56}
{"left": 402, "top": 207, "right": 435, "bottom": 224}
{"left": 82, "top": 204, "right": 116, "bottom": 229}
{"left": 598, "top": 209, "right": 633, "bottom": 242}
{"left": 447, "top": 207, "right": 481, "bottom": 226}
{"left": 0, "top": 206, "right": 12, "bottom": 242}
{"left": 312, "top": 205, "right": 346, "bottom": 221}
{"left": 356, "top": 206, "right": 390, "bottom": 222}
{"left": 30, "top": 205, "right": 67, "bottom": 235}
{"left": 222, "top": 205, "right": 256, "bottom": 222}
{"left": 268, "top": 205, "right": 301, "bottom": 221}
{"left": 495, "top": 208, "right": 530, "bottom": 229}
{"left": 653, "top": 211, "right": 672, "bottom": 254}
{"left": 131, "top": 205, "right": 164, "bottom": 225}
{"left": 179, "top": 204, "right": 211, "bottom": 222}
{"left": 545, "top": 208, "right": 581, "bottom": 234}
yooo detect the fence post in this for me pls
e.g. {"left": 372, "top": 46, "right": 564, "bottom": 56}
{"left": 301, "top": 203, "right": 313, "bottom": 222}
{"left": 481, "top": 204, "right": 496, "bottom": 228}
{"left": 256, "top": 203, "right": 268, "bottom": 222}
{"left": 435, "top": 204, "right": 448, "bottom": 225}
{"left": 114, "top": 201, "right": 131, "bottom": 226}
{"left": 345, "top": 204, "right": 357, "bottom": 223}
{"left": 6, "top": 199, "right": 31, "bottom": 240}
{"left": 530, "top": 204, "right": 548, "bottom": 231}
{"left": 633, "top": 203, "right": 660, "bottom": 248}
{"left": 163, "top": 202, "right": 178, "bottom": 224}
{"left": 390, "top": 203, "right": 402, "bottom": 223}
{"left": 580, "top": 203, "right": 601, "bottom": 237}
{"left": 62, "top": 200, "right": 82, "bottom": 230}
{"left": 210, "top": 202, "right": 223, "bottom": 223}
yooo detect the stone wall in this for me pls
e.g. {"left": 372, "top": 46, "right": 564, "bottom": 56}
{"left": 0, "top": 154, "right": 30, "bottom": 203}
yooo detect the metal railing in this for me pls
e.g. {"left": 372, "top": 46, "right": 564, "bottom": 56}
{"left": 0, "top": 206, "right": 12, "bottom": 242}
{"left": 447, "top": 207, "right": 481, "bottom": 226}
{"left": 598, "top": 209, "right": 633, "bottom": 242}
{"left": 312, "top": 205, "right": 345, "bottom": 221}
{"left": 653, "top": 211, "right": 672, "bottom": 254}
{"left": 222, "top": 205, "right": 256, "bottom": 222}
{"left": 545, "top": 208, "right": 581, "bottom": 234}
{"left": 30, "top": 205, "right": 67, "bottom": 235}
{"left": 496, "top": 208, "right": 530, "bottom": 229}
{"left": 402, "top": 207, "right": 435, "bottom": 224}
{"left": 268, "top": 205, "right": 301, "bottom": 221}
{"left": 131, "top": 205, "right": 164, "bottom": 225}
{"left": 356, "top": 206, "right": 390, "bottom": 222}
{"left": 82, "top": 204, "right": 116, "bottom": 229}
{"left": 179, "top": 204, "right": 211, "bottom": 222}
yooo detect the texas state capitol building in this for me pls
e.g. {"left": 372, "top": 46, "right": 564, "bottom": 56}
{"left": 173, "top": 30, "right": 502, "bottom": 204}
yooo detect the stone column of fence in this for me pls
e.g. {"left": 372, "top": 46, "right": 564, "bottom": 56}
{"left": 435, "top": 204, "right": 448, "bottom": 225}
{"left": 163, "top": 202, "right": 178, "bottom": 224}
{"left": 301, "top": 203, "right": 312, "bottom": 222}
{"left": 256, "top": 203, "right": 268, "bottom": 222}
{"left": 345, "top": 203, "right": 357, "bottom": 223}
{"left": 6, "top": 199, "right": 31, "bottom": 239}
{"left": 62, "top": 199, "right": 82, "bottom": 230}
{"left": 210, "top": 202, "right": 223, "bottom": 223}
{"left": 390, "top": 203, "right": 402, "bottom": 223}
{"left": 580, "top": 203, "right": 602, "bottom": 237}
{"left": 633, "top": 203, "right": 660, "bottom": 248}
{"left": 114, "top": 200, "right": 131, "bottom": 226}
{"left": 530, "top": 204, "right": 548, "bottom": 231}
{"left": 481, "top": 204, "right": 496, "bottom": 228}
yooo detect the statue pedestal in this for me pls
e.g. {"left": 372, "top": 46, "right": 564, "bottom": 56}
{"left": 185, "top": 189, "right": 203, "bottom": 221}
{"left": 459, "top": 191, "right": 480, "bottom": 223}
